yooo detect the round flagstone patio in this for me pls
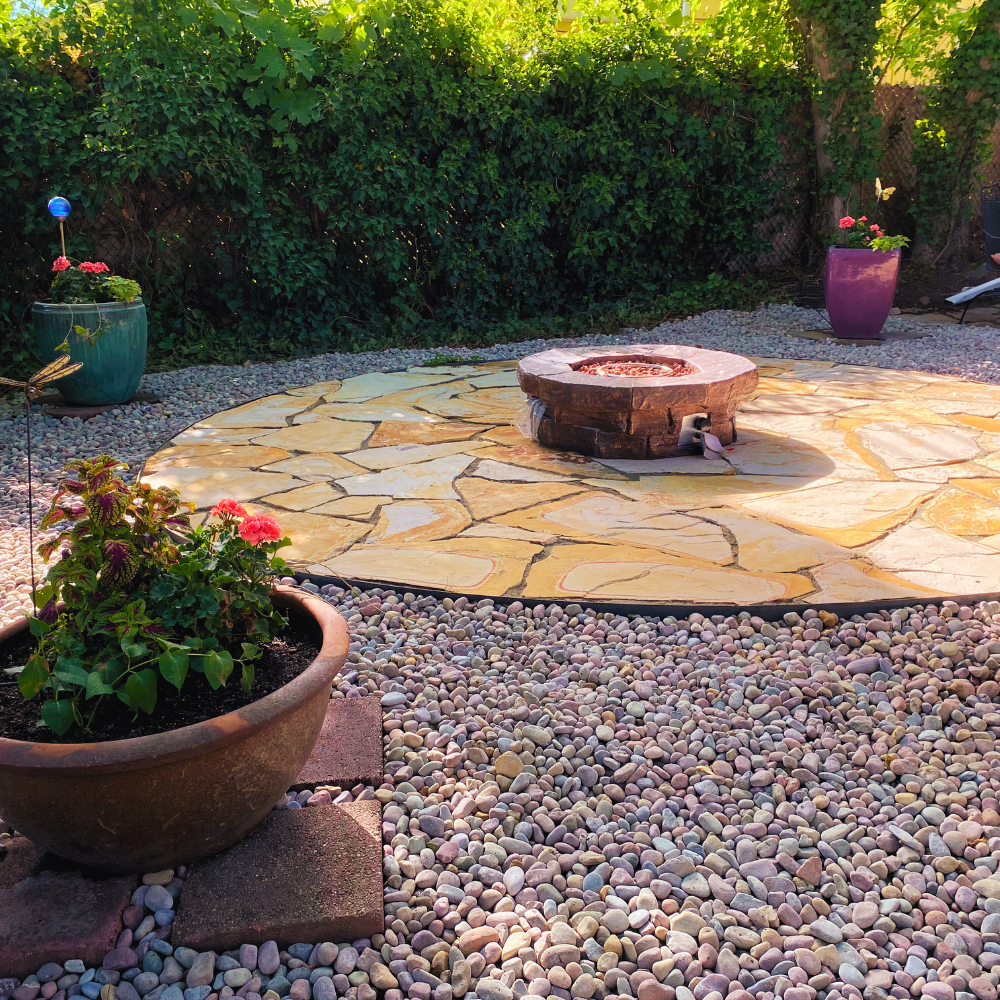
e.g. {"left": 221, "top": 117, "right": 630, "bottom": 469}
{"left": 140, "top": 357, "right": 1000, "bottom": 605}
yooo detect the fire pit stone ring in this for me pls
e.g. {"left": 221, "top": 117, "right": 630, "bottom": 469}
{"left": 517, "top": 345, "right": 758, "bottom": 459}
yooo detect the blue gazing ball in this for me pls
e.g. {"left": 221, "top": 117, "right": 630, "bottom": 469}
{"left": 47, "top": 196, "right": 71, "bottom": 219}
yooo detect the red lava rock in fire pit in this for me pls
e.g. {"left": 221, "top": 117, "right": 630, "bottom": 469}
{"left": 517, "top": 345, "right": 758, "bottom": 459}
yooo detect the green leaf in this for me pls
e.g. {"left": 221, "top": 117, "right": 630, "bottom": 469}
{"left": 53, "top": 658, "right": 91, "bottom": 687}
{"left": 85, "top": 671, "right": 115, "bottom": 699}
{"left": 28, "top": 617, "right": 51, "bottom": 638}
{"left": 159, "top": 648, "right": 189, "bottom": 692}
{"left": 241, "top": 660, "right": 254, "bottom": 694}
{"left": 123, "top": 642, "right": 147, "bottom": 661}
{"left": 40, "top": 699, "right": 76, "bottom": 736}
{"left": 203, "top": 650, "right": 234, "bottom": 689}
{"left": 17, "top": 653, "right": 50, "bottom": 699}
{"left": 212, "top": 7, "right": 241, "bottom": 35}
{"left": 178, "top": 6, "right": 199, "bottom": 26}
{"left": 125, "top": 669, "right": 157, "bottom": 714}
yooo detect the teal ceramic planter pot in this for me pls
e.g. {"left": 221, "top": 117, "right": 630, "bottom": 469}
{"left": 31, "top": 299, "right": 147, "bottom": 406}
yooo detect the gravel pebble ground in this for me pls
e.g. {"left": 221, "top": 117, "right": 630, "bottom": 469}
{"left": 1, "top": 304, "right": 999, "bottom": 625}
{"left": 9, "top": 580, "right": 1000, "bottom": 1000}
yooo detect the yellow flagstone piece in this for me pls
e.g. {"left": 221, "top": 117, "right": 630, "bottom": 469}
{"left": 917, "top": 397, "right": 1000, "bottom": 417}
{"left": 752, "top": 379, "right": 819, "bottom": 396}
{"left": 459, "top": 523, "right": 558, "bottom": 543}
{"left": 471, "top": 459, "right": 573, "bottom": 483}
{"left": 601, "top": 475, "right": 808, "bottom": 510}
{"left": 261, "top": 453, "right": 368, "bottom": 481}
{"left": 343, "top": 440, "right": 490, "bottom": 471}
{"left": 144, "top": 444, "right": 291, "bottom": 471}
{"left": 262, "top": 482, "right": 341, "bottom": 511}
{"left": 492, "top": 492, "right": 734, "bottom": 564}
{"left": 366, "top": 420, "right": 483, "bottom": 447}
{"left": 867, "top": 522, "right": 1000, "bottom": 594}
{"left": 388, "top": 384, "right": 526, "bottom": 423}
{"left": 308, "top": 496, "right": 390, "bottom": 518}
{"left": 336, "top": 453, "right": 477, "bottom": 499}
{"left": 852, "top": 421, "right": 980, "bottom": 471}
{"left": 953, "top": 479, "right": 1000, "bottom": 504}
{"left": 140, "top": 467, "right": 303, "bottom": 510}
{"left": 522, "top": 544, "right": 812, "bottom": 603}
{"left": 810, "top": 561, "right": 936, "bottom": 602}
{"left": 739, "top": 479, "right": 938, "bottom": 547}
{"left": 321, "top": 371, "right": 461, "bottom": 402}
{"left": 832, "top": 400, "right": 958, "bottom": 427}
{"left": 312, "top": 402, "right": 443, "bottom": 423}
{"left": 693, "top": 507, "right": 852, "bottom": 573}
{"left": 467, "top": 371, "right": 521, "bottom": 388}
{"left": 750, "top": 358, "right": 836, "bottom": 377}
{"left": 726, "top": 429, "right": 878, "bottom": 480}
{"left": 914, "top": 382, "right": 1000, "bottom": 405}
{"left": 949, "top": 413, "right": 1000, "bottom": 434}
{"left": 738, "top": 395, "right": 868, "bottom": 417}
{"left": 265, "top": 511, "right": 372, "bottom": 564}
{"left": 251, "top": 419, "right": 374, "bottom": 453}
{"left": 287, "top": 379, "right": 341, "bottom": 397}
{"left": 473, "top": 445, "right": 626, "bottom": 480}
{"left": 198, "top": 394, "right": 316, "bottom": 428}
{"left": 594, "top": 456, "right": 733, "bottom": 475}
{"left": 325, "top": 537, "right": 540, "bottom": 595}
{"left": 406, "top": 364, "right": 492, "bottom": 376}
{"left": 455, "top": 478, "right": 586, "bottom": 520}
{"left": 979, "top": 432, "right": 1000, "bottom": 454}
{"left": 920, "top": 488, "right": 1000, "bottom": 536}
{"left": 171, "top": 426, "right": 265, "bottom": 446}
{"left": 366, "top": 500, "right": 471, "bottom": 545}
{"left": 895, "top": 462, "right": 1000, "bottom": 484}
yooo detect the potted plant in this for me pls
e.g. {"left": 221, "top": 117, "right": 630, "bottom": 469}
{"left": 825, "top": 179, "right": 910, "bottom": 340}
{"left": 0, "top": 456, "right": 349, "bottom": 874}
{"left": 31, "top": 256, "right": 147, "bottom": 405}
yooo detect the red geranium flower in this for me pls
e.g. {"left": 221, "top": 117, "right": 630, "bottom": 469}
{"left": 210, "top": 498, "right": 248, "bottom": 521}
{"left": 78, "top": 261, "right": 110, "bottom": 274}
{"left": 838, "top": 217, "right": 855, "bottom": 229}
{"left": 238, "top": 514, "right": 282, "bottom": 545}
{"left": 52, "top": 256, "right": 71, "bottom": 272}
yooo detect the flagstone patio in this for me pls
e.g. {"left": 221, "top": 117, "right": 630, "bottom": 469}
{"left": 141, "top": 358, "right": 1000, "bottom": 605}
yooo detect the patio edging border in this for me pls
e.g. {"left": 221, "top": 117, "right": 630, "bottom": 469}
{"left": 292, "top": 570, "right": 999, "bottom": 619}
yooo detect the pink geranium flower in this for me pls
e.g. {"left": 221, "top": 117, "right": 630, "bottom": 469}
{"left": 238, "top": 514, "right": 282, "bottom": 545}
{"left": 838, "top": 217, "right": 855, "bottom": 229}
{"left": 52, "top": 256, "right": 71, "bottom": 272}
{"left": 78, "top": 261, "right": 110, "bottom": 274}
{"left": 210, "top": 498, "right": 248, "bottom": 521}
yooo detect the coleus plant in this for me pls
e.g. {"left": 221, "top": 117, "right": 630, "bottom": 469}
{"left": 19, "top": 456, "right": 290, "bottom": 736}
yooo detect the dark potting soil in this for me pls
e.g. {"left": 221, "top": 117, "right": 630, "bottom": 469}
{"left": 0, "top": 612, "right": 322, "bottom": 744}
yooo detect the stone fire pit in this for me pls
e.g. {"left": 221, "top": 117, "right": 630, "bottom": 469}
{"left": 516, "top": 345, "right": 758, "bottom": 459}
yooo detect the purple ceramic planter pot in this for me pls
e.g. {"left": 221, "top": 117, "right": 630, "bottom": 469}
{"left": 825, "top": 246, "right": 901, "bottom": 340}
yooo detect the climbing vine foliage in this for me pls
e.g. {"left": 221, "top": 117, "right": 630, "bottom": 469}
{"left": 1, "top": 0, "right": 802, "bottom": 355}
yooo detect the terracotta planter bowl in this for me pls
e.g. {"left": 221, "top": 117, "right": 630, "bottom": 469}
{"left": 0, "top": 587, "right": 348, "bottom": 874}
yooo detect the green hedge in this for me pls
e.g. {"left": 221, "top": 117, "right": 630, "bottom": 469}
{"left": 1, "top": 0, "right": 803, "bottom": 362}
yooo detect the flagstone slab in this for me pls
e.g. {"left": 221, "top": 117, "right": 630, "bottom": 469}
{"left": 739, "top": 479, "right": 937, "bottom": 547}
{"left": 494, "top": 493, "right": 733, "bottom": 563}
{"left": 325, "top": 538, "right": 539, "bottom": 594}
{"left": 146, "top": 358, "right": 1000, "bottom": 603}
{"left": 523, "top": 544, "right": 812, "bottom": 603}
{"left": 200, "top": 395, "right": 316, "bottom": 427}
{"left": 322, "top": 371, "right": 460, "bottom": 402}
{"left": 336, "top": 454, "right": 476, "bottom": 499}
{"left": 867, "top": 522, "right": 1000, "bottom": 594}
{"left": 145, "top": 444, "right": 291, "bottom": 471}
{"left": 309, "top": 495, "right": 390, "bottom": 518}
{"left": 810, "top": 561, "right": 934, "bottom": 603}
{"left": 366, "top": 500, "right": 471, "bottom": 545}
{"left": 262, "top": 482, "right": 342, "bottom": 511}
{"left": 170, "top": 801, "right": 382, "bottom": 952}
{"left": 456, "top": 477, "right": 586, "bottom": 520}
{"left": 921, "top": 488, "right": 1000, "bottom": 536}
{"left": 293, "top": 695, "right": 383, "bottom": 790}
{"left": 0, "top": 838, "right": 138, "bottom": 978}
{"left": 252, "top": 419, "right": 375, "bottom": 453}
{"left": 694, "top": 507, "right": 852, "bottom": 573}
{"left": 142, "top": 467, "right": 304, "bottom": 509}
{"left": 367, "top": 420, "right": 483, "bottom": 447}
{"left": 344, "top": 440, "right": 489, "bottom": 471}
{"left": 262, "top": 453, "right": 368, "bottom": 481}
{"left": 268, "top": 511, "right": 372, "bottom": 563}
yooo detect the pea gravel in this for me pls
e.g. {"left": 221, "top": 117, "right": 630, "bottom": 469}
{"left": 9, "top": 582, "right": 1000, "bottom": 1000}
